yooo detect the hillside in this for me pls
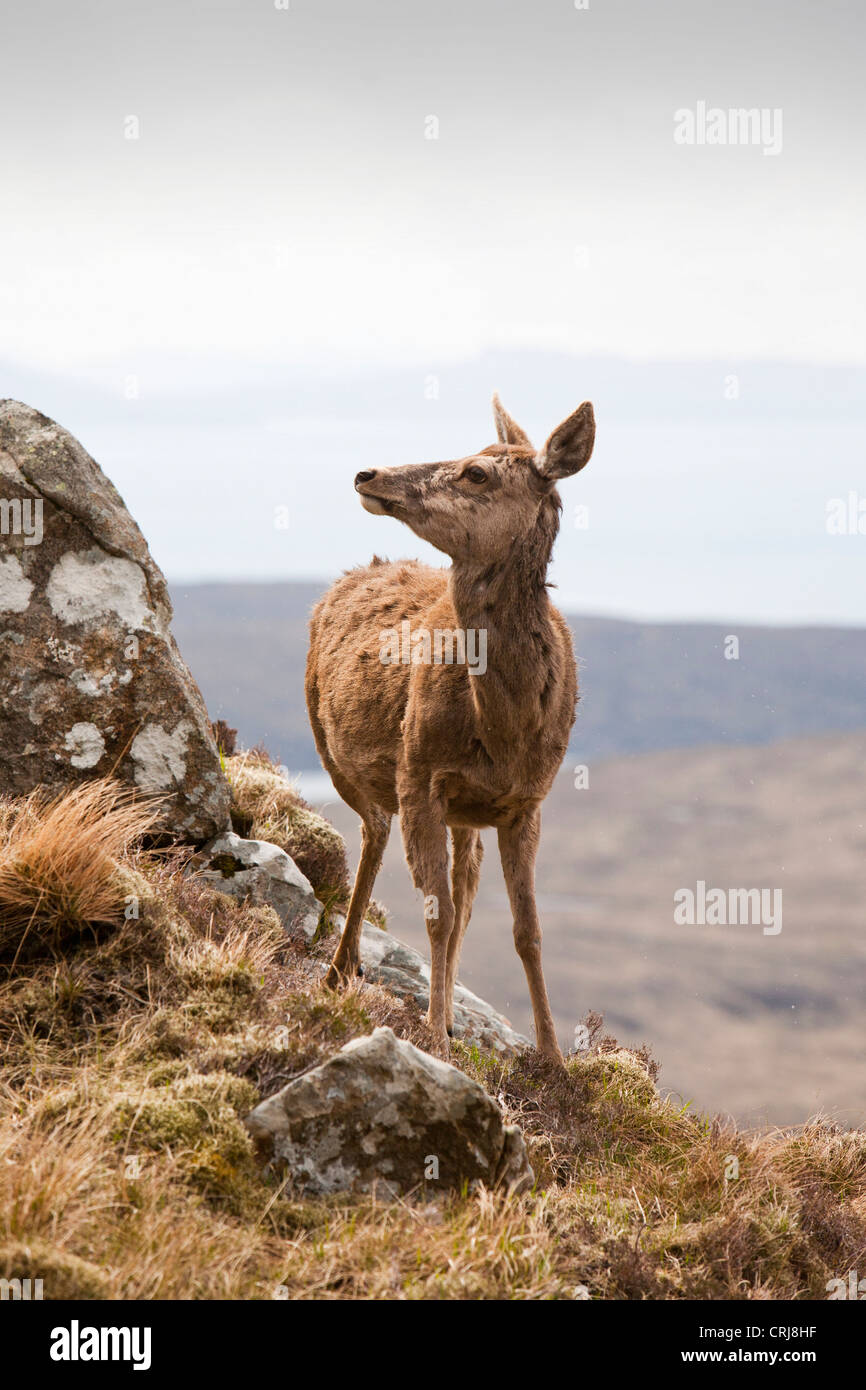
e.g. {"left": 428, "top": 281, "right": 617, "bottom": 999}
{"left": 166, "top": 579, "right": 866, "bottom": 1127}
{"left": 2, "top": 773, "right": 864, "bottom": 1301}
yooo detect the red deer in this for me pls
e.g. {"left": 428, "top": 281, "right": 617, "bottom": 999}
{"left": 305, "top": 395, "right": 595, "bottom": 1061}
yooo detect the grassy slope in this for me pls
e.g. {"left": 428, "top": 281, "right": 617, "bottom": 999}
{"left": 1, "top": 780, "right": 865, "bottom": 1301}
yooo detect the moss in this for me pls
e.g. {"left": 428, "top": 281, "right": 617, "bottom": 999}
{"left": 175, "top": 954, "right": 260, "bottom": 998}
{"left": 182, "top": 993, "right": 255, "bottom": 1034}
{"left": 571, "top": 1049, "right": 660, "bottom": 1113}
{"left": 280, "top": 990, "right": 372, "bottom": 1051}
{"left": 105, "top": 1071, "right": 263, "bottom": 1219}
{"left": 280, "top": 807, "right": 347, "bottom": 893}
{"left": 146, "top": 1059, "right": 190, "bottom": 1087}
{"left": 187, "top": 1144, "right": 258, "bottom": 1208}
{"left": 112, "top": 1071, "right": 258, "bottom": 1155}
{"left": 134, "top": 1008, "right": 200, "bottom": 1060}
{"left": 207, "top": 853, "right": 244, "bottom": 879}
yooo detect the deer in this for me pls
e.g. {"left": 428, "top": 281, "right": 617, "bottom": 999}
{"left": 305, "top": 394, "right": 595, "bottom": 1062}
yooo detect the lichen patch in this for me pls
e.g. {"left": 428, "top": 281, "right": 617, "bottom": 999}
{"left": 63, "top": 722, "right": 106, "bottom": 769}
{"left": 131, "top": 721, "right": 193, "bottom": 791}
{"left": 45, "top": 551, "right": 152, "bottom": 630}
{"left": 0, "top": 555, "right": 34, "bottom": 613}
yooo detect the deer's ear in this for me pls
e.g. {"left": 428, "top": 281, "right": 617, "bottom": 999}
{"left": 492, "top": 392, "right": 532, "bottom": 449}
{"left": 536, "top": 402, "right": 595, "bottom": 480}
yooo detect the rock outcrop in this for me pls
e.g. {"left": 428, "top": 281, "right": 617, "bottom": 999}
{"left": 188, "top": 831, "right": 320, "bottom": 938}
{"left": 0, "top": 401, "right": 229, "bottom": 839}
{"left": 245, "top": 1026, "right": 534, "bottom": 1197}
{"left": 351, "top": 916, "right": 530, "bottom": 1055}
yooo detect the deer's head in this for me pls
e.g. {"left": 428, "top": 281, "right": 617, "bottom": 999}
{"left": 354, "top": 396, "right": 595, "bottom": 566}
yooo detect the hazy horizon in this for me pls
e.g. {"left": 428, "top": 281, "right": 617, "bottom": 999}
{"left": 4, "top": 346, "right": 865, "bottom": 627}
{"left": 168, "top": 573, "right": 866, "bottom": 633}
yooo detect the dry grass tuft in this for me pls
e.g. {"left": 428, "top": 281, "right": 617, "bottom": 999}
{"left": 0, "top": 779, "right": 161, "bottom": 967}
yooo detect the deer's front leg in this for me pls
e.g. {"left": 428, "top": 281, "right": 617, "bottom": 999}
{"left": 399, "top": 793, "right": 454, "bottom": 1061}
{"left": 498, "top": 809, "right": 563, "bottom": 1062}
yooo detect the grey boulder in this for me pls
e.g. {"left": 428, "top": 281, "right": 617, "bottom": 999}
{"left": 0, "top": 400, "right": 229, "bottom": 839}
{"left": 244, "top": 1026, "right": 533, "bottom": 1197}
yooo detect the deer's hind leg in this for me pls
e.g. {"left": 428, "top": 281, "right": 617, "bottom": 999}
{"left": 325, "top": 803, "right": 391, "bottom": 989}
{"left": 498, "top": 810, "right": 563, "bottom": 1061}
{"left": 445, "top": 828, "right": 483, "bottom": 1035}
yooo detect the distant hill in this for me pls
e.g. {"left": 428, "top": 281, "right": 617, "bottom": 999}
{"left": 170, "top": 581, "right": 323, "bottom": 768}
{"left": 169, "top": 579, "right": 866, "bottom": 767}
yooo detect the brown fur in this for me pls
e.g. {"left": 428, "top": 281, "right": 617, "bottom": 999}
{"left": 305, "top": 395, "right": 595, "bottom": 1060}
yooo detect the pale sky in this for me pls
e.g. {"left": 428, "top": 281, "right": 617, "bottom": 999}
{"left": 2, "top": 0, "right": 864, "bottom": 374}
{"left": 1, "top": 0, "right": 864, "bottom": 623}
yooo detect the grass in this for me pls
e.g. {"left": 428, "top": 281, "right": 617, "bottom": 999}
{"left": 1, "top": 779, "right": 864, "bottom": 1299}
{"left": 225, "top": 749, "right": 350, "bottom": 906}
{"left": 0, "top": 779, "right": 161, "bottom": 965}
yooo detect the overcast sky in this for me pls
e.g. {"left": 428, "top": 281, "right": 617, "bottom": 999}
{"left": 2, "top": 0, "right": 865, "bottom": 371}
{"left": 1, "top": 0, "right": 864, "bottom": 622}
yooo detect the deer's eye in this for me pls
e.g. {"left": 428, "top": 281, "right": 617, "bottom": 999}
{"left": 463, "top": 465, "right": 488, "bottom": 484}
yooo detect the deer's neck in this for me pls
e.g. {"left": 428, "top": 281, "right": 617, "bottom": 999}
{"left": 448, "top": 518, "right": 560, "bottom": 753}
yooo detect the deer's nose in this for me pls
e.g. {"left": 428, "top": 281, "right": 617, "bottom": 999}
{"left": 355, "top": 469, "right": 377, "bottom": 486}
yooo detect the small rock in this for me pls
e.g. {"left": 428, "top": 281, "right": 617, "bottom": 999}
{"left": 188, "top": 831, "right": 320, "bottom": 937}
{"left": 244, "top": 1026, "right": 534, "bottom": 1197}
{"left": 307, "top": 913, "right": 530, "bottom": 1057}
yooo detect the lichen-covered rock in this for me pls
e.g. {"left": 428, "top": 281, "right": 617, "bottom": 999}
{"left": 0, "top": 400, "right": 229, "bottom": 839}
{"left": 188, "top": 831, "right": 320, "bottom": 937}
{"left": 245, "top": 1026, "right": 534, "bottom": 1197}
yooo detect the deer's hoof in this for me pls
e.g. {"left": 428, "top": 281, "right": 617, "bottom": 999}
{"left": 326, "top": 956, "right": 363, "bottom": 990}
{"left": 427, "top": 1033, "right": 452, "bottom": 1062}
